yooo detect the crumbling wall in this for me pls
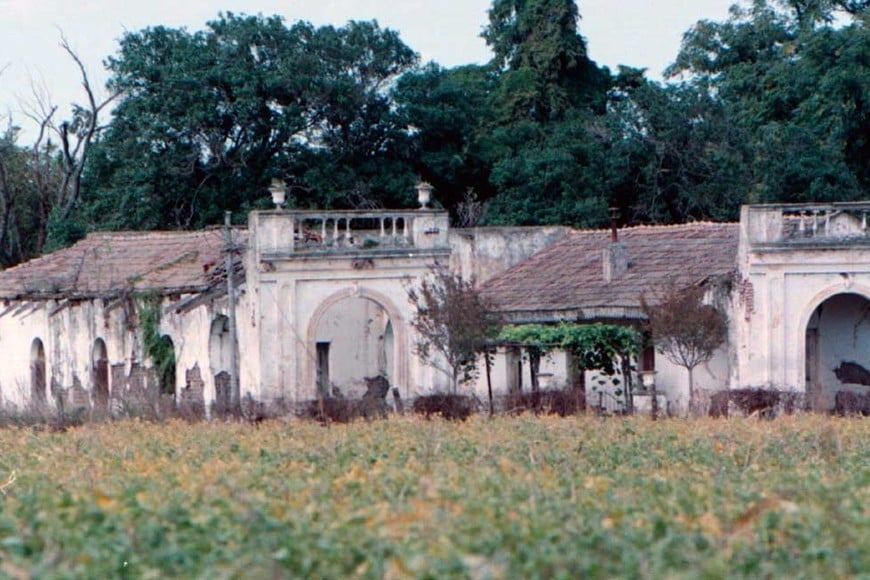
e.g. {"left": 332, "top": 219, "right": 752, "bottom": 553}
{"left": 0, "top": 292, "right": 236, "bottom": 412}
{"left": 449, "top": 227, "right": 571, "bottom": 284}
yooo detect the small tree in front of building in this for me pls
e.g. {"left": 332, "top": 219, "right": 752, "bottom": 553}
{"left": 408, "top": 265, "right": 501, "bottom": 393}
{"left": 642, "top": 283, "right": 727, "bottom": 411}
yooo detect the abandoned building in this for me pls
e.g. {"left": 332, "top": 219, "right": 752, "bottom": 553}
{"left": 0, "top": 192, "right": 867, "bottom": 414}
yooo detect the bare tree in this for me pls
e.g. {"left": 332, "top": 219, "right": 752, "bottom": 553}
{"left": 21, "top": 35, "right": 119, "bottom": 252}
{"left": 642, "top": 283, "right": 727, "bottom": 410}
{"left": 455, "top": 188, "right": 486, "bottom": 228}
{"left": 407, "top": 265, "right": 501, "bottom": 393}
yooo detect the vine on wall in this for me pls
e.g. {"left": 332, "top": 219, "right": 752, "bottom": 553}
{"left": 136, "top": 293, "right": 176, "bottom": 395}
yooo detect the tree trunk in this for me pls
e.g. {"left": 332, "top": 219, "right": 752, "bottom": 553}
{"left": 485, "top": 349, "right": 494, "bottom": 417}
{"left": 688, "top": 367, "right": 695, "bottom": 415}
{"left": 621, "top": 354, "right": 633, "bottom": 415}
{"left": 529, "top": 349, "right": 541, "bottom": 393}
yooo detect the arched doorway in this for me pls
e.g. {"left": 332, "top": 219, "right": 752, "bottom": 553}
{"left": 92, "top": 338, "right": 109, "bottom": 411}
{"left": 30, "top": 338, "right": 46, "bottom": 404}
{"left": 382, "top": 320, "right": 395, "bottom": 388}
{"left": 805, "top": 292, "right": 870, "bottom": 410}
{"left": 209, "top": 315, "right": 232, "bottom": 413}
{"left": 312, "top": 295, "right": 397, "bottom": 398}
{"left": 153, "top": 335, "right": 177, "bottom": 395}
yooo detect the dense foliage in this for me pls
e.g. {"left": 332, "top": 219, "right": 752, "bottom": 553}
{"left": 0, "top": 416, "right": 866, "bottom": 576}
{"left": 498, "top": 322, "right": 639, "bottom": 375}
{"left": 0, "top": 0, "right": 866, "bottom": 263}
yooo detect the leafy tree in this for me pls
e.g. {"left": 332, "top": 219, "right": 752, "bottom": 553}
{"left": 82, "top": 14, "right": 418, "bottom": 231}
{"left": 0, "top": 123, "right": 44, "bottom": 265}
{"left": 498, "top": 323, "right": 639, "bottom": 406}
{"left": 641, "top": 284, "right": 727, "bottom": 410}
{"left": 407, "top": 266, "right": 502, "bottom": 393}
{"left": 668, "top": 0, "right": 869, "bottom": 204}
{"left": 393, "top": 63, "right": 497, "bottom": 215}
{"left": 483, "top": 0, "right": 609, "bottom": 120}
{"left": 604, "top": 68, "right": 751, "bottom": 224}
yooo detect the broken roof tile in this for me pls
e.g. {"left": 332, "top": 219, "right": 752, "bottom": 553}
{"left": 0, "top": 229, "right": 247, "bottom": 299}
{"left": 481, "top": 222, "right": 739, "bottom": 320}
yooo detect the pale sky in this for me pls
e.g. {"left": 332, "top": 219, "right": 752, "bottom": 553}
{"left": 0, "top": 0, "right": 737, "bottom": 143}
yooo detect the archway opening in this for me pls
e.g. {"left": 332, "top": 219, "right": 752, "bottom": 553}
{"left": 805, "top": 292, "right": 870, "bottom": 410}
{"left": 30, "top": 338, "right": 46, "bottom": 404}
{"left": 209, "top": 315, "right": 232, "bottom": 414}
{"left": 92, "top": 338, "right": 109, "bottom": 411}
{"left": 314, "top": 296, "right": 395, "bottom": 398}
{"left": 153, "top": 335, "right": 176, "bottom": 395}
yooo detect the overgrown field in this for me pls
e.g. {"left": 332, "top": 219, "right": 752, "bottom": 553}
{"left": 0, "top": 416, "right": 867, "bottom": 578}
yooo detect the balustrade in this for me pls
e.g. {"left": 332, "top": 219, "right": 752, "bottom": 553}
{"left": 746, "top": 202, "right": 870, "bottom": 247}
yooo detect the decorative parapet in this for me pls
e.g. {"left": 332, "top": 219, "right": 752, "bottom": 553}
{"left": 250, "top": 209, "right": 450, "bottom": 256}
{"left": 743, "top": 202, "right": 870, "bottom": 249}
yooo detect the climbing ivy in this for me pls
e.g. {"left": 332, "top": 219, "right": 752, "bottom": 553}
{"left": 498, "top": 323, "right": 639, "bottom": 375}
{"left": 137, "top": 293, "right": 177, "bottom": 395}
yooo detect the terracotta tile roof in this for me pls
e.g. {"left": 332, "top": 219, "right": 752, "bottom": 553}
{"left": 481, "top": 222, "right": 739, "bottom": 322}
{"left": 0, "top": 229, "right": 247, "bottom": 299}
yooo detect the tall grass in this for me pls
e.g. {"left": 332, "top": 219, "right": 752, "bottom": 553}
{"left": 0, "top": 415, "right": 866, "bottom": 577}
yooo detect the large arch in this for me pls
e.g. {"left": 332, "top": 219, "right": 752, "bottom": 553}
{"left": 797, "top": 285, "right": 870, "bottom": 410}
{"left": 304, "top": 287, "right": 408, "bottom": 398}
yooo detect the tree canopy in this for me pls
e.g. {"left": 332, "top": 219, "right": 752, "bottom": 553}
{"left": 0, "top": 0, "right": 866, "bottom": 265}
{"left": 81, "top": 14, "right": 419, "bottom": 231}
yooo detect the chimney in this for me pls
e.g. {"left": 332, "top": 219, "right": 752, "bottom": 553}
{"left": 603, "top": 207, "right": 628, "bottom": 282}
{"left": 609, "top": 207, "right": 619, "bottom": 243}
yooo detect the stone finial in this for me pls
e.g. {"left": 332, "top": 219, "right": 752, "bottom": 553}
{"left": 269, "top": 179, "right": 286, "bottom": 210}
{"left": 416, "top": 182, "right": 433, "bottom": 209}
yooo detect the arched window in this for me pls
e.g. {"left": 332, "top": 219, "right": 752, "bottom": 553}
{"left": 209, "top": 315, "right": 232, "bottom": 412}
{"left": 30, "top": 338, "right": 46, "bottom": 403}
{"left": 92, "top": 338, "right": 109, "bottom": 411}
{"left": 152, "top": 335, "right": 176, "bottom": 395}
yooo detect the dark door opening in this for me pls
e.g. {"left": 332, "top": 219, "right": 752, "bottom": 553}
{"left": 316, "top": 341, "right": 330, "bottom": 396}
{"left": 93, "top": 339, "right": 109, "bottom": 411}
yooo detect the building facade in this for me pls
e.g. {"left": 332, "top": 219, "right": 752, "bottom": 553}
{"left": 0, "top": 202, "right": 867, "bottom": 414}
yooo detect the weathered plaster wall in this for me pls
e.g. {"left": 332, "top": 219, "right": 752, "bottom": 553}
{"left": 314, "top": 296, "right": 390, "bottom": 397}
{"left": 0, "top": 302, "right": 51, "bottom": 406}
{"left": 246, "top": 209, "right": 452, "bottom": 403}
{"left": 449, "top": 227, "right": 571, "bottom": 284}
{"left": 652, "top": 347, "right": 731, "bottom": 412}
{"left": 0, "top": 293, "right": 246, "bottom": 411}
{"left": 735, "top": 207, "right": 870, "bottom": 399}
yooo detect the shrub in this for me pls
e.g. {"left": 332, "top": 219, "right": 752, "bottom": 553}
{"left": 708, "top": 388, "right": 805, "bottom": 418}
{"left": 412, "top": 393, "right": 478, "bottom": 421}
{"left": 504, "top": 389, "right": 585, "bottom": 416}
{"left": 834, "top": 390, "right": 870, "bottom": 416}
{"left": 300, "top": 398, "right": 361, "bottom": 424}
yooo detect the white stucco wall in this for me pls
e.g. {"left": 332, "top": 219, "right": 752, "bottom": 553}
{"left": 314, "top": 296, "right": 390, "bottom": 397}
{"left": 449, "top": 226, "right": 571, "bottom": 284}
{"left": 246, "top": 210, "right": 452, "bottom": 403}
{"left": 0, "top": 292, "right": 251, "bottom": 411}
{"left": 734, "top": 206, "right": 870, "bottom": 402}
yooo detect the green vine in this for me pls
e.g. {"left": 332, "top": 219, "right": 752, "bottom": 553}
{"left": 498, "top": 323, "right": 639, "bottom": 375}
{"left": 137, "top": 293, "right": 176, "bottom": 395}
